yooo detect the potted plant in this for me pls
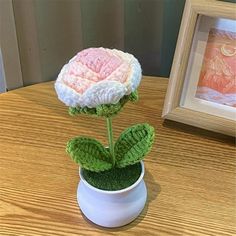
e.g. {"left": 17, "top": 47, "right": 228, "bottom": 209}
{"left": 55, "top": 48, "right": 155, "bottom": 227}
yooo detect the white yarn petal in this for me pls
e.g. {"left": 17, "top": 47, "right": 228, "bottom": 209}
{"left": 111, "top": 49, "right": 142, "bottom": 94}
{"left": 128, "top": 56, "right": 142, "bottom": 93}
{"left": 54, "top": 48, "right": 142, "bottom": 108}
{"left": 55, "top": 81, "right": 81, "bottom": 107}
{"left": 54, "top": 63, "right": 81, "bottom": 107}
{"left": 80, "top": 81, "right": 127, "bottom": 108}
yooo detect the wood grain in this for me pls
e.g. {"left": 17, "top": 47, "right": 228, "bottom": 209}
{"left": 0, "top": 76, "right": 235, "bottom": 236}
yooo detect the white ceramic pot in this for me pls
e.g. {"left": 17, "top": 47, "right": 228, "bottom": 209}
{"left": 77, "top": 161, "right": 147, "bottom": 228}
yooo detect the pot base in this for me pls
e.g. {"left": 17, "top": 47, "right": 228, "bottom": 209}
{"left": 77, "top": 179, "right": 147, "bottom": 228}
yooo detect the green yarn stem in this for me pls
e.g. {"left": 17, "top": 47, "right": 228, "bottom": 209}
{"left": 106, "top": 117, "right": 115, "bottom": 166}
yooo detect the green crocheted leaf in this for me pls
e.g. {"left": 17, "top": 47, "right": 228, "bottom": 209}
{"left": 68, "top": 91, "right": 139, "bottom": 117}
{"left": 66, "top": 137, "right": 112, "bottom": 172}
{"left": 115, "top": 123, "right": 155, "bottom": 168}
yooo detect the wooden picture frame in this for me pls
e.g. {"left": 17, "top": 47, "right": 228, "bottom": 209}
{"left": 162, "top": 0, "right": 236, "bottom": 137}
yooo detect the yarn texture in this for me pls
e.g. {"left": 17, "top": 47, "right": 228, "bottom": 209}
{"left": 66, "top": 123, "right": 154, "bottom": 172}
{"left": 115, "top": 124, "right": 155, "bottom": 168}
{"left": 66, "top": 137, "right": 112, "bottom": 172}
{"left": 55, "top": 47, "right": 142, "bottom": 108}
{"left": 82, "top": 162, "right": 142, "bottom": 190}
{"left": 68, "top": 90, "right": 138, "bottom": 117}
{"left": 54, "top": 48, "right": 155, "bottom": 188}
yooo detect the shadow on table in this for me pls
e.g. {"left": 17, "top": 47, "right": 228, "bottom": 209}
{"left": 162, "top": 119, "right": 235, "bottom": 145}
{"left": 80, "top": 168, "right": 161, "bottom": 232}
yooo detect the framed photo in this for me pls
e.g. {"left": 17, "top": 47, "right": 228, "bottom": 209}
{"left": 162, "top": 0, "right": 236, "bottom": 136}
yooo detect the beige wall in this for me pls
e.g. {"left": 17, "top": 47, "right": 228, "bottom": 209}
{"left": 10, "top": 0, "right": 185, "bottom": 88}
{"left": 34, "top": 0, "right": 83, "bottom": 83}
{"left": 80, "top": 0, "right": 124, "bottom": 49}
{"left": 0, "top": 0, "right": 23, "bottom": 90}
{"left": 124, "top": 0, "right": 164, "bottom": 75}
{"left": 13, "top": 0, "right": 83, "bottom": 86}
{"left": 13, "top": 0, "right": 164, "bottom": 86}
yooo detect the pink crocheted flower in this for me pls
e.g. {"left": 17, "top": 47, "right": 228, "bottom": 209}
{"left": 55, "top": 48, "right": 142, "bottom": 108}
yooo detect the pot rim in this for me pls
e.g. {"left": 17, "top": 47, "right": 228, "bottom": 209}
{"left": 79, "top": 161, "right": 145, "bottom": 194}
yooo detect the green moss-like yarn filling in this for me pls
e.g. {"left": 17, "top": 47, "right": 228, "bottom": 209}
{"left": 81, "top": 162, "right": 142, "bottom": 191}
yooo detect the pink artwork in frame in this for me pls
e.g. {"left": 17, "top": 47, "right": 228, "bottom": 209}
{"left": 195, "top": 28, "right": 236, "bottom": 108}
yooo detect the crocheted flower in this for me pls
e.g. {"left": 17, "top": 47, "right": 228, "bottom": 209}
{"left": 55, "top": 48, "right": 142, "bottom": 108}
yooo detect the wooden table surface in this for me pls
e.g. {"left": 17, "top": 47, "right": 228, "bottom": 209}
{"left": 0, "top": 76, "right": 235, "bottom": 236}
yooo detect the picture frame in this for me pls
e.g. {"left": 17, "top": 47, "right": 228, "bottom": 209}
{"left": 162, "top": 0, "right": 236, "bottom": 137}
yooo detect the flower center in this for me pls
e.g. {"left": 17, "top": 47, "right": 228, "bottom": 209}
{"left": 76, "top": 48, "right": 123, "bottom": 80}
